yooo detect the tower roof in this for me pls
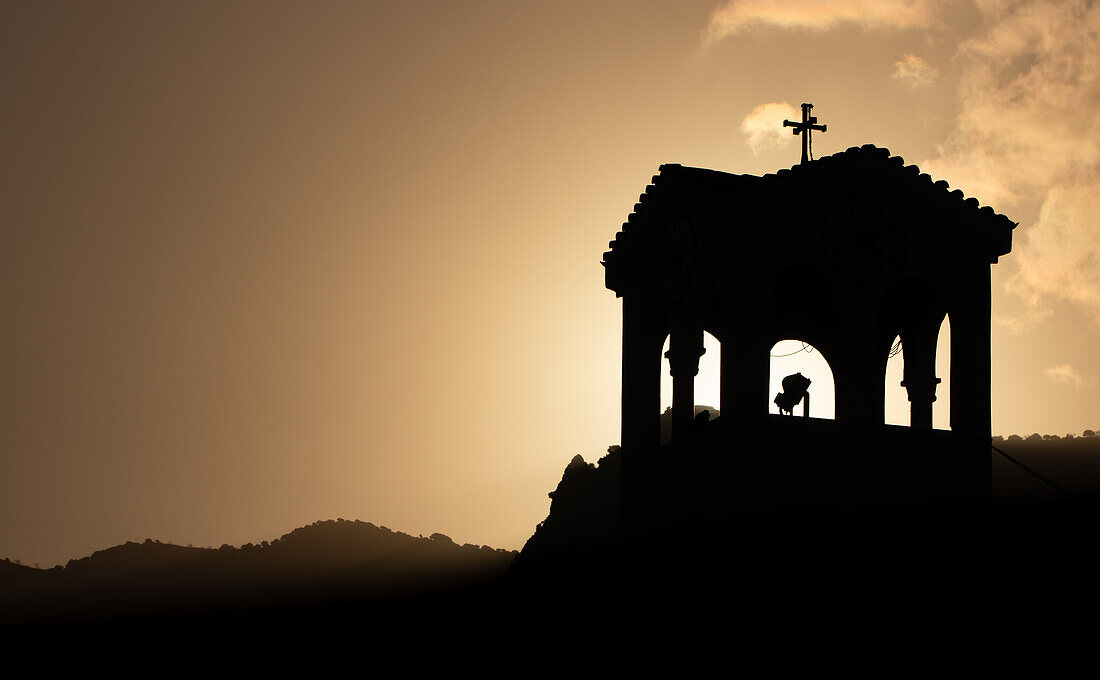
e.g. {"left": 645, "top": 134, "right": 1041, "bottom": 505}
{"left": 602, "top": 144, "right": 1015, "bottom": 295}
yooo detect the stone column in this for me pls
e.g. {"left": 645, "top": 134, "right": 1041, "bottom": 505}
{"left": 720, "top": 322, "right": 769, "bottom": 434}
{"left": 836, "top": 293, "right": 888, "bottom": 427}
{"left": 950, "top": 269, "right": 992, "bottom": 438}
{"left": 900, "top": 315, "right": 944, "bottom": 430}
{"left": 622, "top": 296, "right": 665, "bottom": 454}
{"left": 949, "top": 266, "right": 993, "bottom": 505}
{"left": 666, "top": 327, "right": 705, "bottom": 442}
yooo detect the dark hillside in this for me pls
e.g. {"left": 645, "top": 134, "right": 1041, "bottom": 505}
{"left": 1, "top": 519, "right": 515, "bottom": 628}
{"left": 0, "top": 558, "right": 47, "bottom": 582}
{"left": 993, "top": 432, "right": 1100, "bottom": 504}
{"left": 513, "top": 425, "right": 1100, "bottom": 612}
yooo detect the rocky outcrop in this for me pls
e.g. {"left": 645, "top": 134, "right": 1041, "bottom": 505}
{"left": 513, "top": 448, "right": 621, "bottom": 568}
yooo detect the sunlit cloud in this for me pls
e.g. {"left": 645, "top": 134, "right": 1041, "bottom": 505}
{"left": 703, "top": 0, "right": 941, "bottom": 45}
{"left": 704, "top": 0, "right": 1100, "bottom": 328}
{"left": 1008, "top": 185, "right": 1100, "bottom": 325}
{"left": 1044, "top": 364, "right": 1085, "bottom": 389}
{"left": 741, "top": 101, "right": 800, "bottom": 155}
{"left": 892, "top": 53, "right": 938, "bottom": 87}
{"left": 994, "top": 307, "right": 1053, "bottom": 334}
{"left": 923, "top": 0, "right": 1100, "bottom": 327}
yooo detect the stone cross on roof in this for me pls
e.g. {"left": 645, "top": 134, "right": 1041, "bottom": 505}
{"left": 783, "top": 103, "right": 827, "bottom": 165}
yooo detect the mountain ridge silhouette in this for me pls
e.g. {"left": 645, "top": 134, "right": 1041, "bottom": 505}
{"left": 6, "top": 423, "right": 1100, "bottom": 635}
{"left": 2, "top": 518, "right": 515, "bottom": 628}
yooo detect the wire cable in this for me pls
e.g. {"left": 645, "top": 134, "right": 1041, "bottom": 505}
{"left": 991, "top": 442, "right": 1079, "bottom": 500}
{"left": 770, "top": 342, "right": 815, "bottom": 358}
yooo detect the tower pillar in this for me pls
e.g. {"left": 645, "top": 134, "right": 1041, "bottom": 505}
{"left": 666, "top": 327, "right": 705, "bottom": 442}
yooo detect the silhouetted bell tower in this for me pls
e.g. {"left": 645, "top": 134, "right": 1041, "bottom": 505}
{"left": 602, "top": 144, "right": 1014, "bottom": 526}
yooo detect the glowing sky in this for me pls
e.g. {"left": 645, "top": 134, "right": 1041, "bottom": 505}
{"left": 3, "top": 1, "right": 1099, "bottom": 566}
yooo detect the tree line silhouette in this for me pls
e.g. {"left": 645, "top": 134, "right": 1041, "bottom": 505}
{"left": 1, "top": 518, "right": 515, "bottom": 629}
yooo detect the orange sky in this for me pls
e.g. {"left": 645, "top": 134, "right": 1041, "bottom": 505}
{"left": 3, "top": 1, "right": 1099, "bottom": 566}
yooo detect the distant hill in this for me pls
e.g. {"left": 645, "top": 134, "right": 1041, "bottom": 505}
{"left": 992, "top": 432, "right": 1100, "bottom": 503}
{"left": 1, "top": 519, "right": 515, "bottom": 628}
{"left": 660, "top": 404, "right": 719, "bottom": 445}
{"left": 0, "top": 558, "right": 44, "bottom": 580}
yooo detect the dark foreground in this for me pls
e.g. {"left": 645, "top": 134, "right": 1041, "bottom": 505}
{"left": 4, "top": 502, "right": 1097, "bottom": 652}
{"left": 7, "top": 433, "right": 1100, "bottom": 653}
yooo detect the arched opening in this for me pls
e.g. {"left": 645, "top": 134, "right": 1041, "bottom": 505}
{"left": 768, "top": 340, "right": 835, "bottom": 419}
{"left": 698, "top": 331, "right": 721, "bottom": 412}
{"left": 883, "top": 316, "right": 951, "bottom": 429}
{"left": 660, "top": 333, "right": 671, "bottom": 413}
{"left": 935, "top": 314, "right": 951, "bottom": 430}
{"left": 660, "top": 331, "right": 721, "bottom": 444}
{"left": 660, "top": 331, "right": 721, "bottom": 412}
{"left": 884, "top": 335, "right": 907, "bottom": 426}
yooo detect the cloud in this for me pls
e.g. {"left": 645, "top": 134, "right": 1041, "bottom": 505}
{"left": 994, "top": 307, "right": 1053, "bottom": 334}
{"left": 704, "top": 0, "right": 940, "bottom": 45}
{"left": 921, "top": 0, "right": 1100, "bottom": 326}
{"left": 892, "top": 53, "right": 938, "bottom": 87}
{"left": 741, "top": 101, "right": 800, "bottom": 155}
{"left": 1044, "top": 364, "right": 1085, "bottom": 389}
{"left": 1008, "top": 185, "right": 1100, "bottom": 325}
{"left": 702, "top": 0, "right": 1100, "bottom": 327}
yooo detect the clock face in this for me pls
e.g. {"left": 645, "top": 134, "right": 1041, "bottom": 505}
{"left": 656, "top": 216, "right": 694, "bottom": 304}
{"left": 822, "top": 195, "right": 906, "bottom": 285}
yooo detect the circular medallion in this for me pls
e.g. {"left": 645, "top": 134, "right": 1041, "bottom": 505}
{"left": 655, "top": 216, "right": 694, "bottom": 304}
{"left": 822, "top": 195, "right": 906, "bottom": 285}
